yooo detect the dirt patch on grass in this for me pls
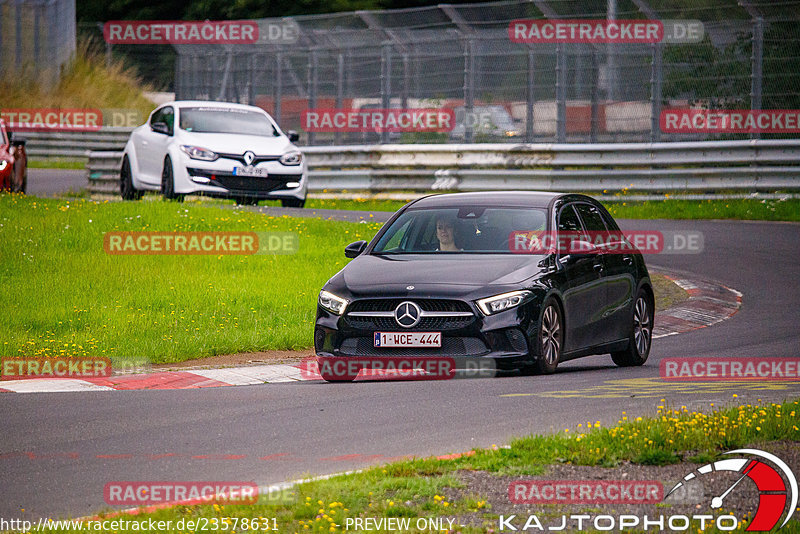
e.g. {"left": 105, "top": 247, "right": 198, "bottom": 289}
{"left": 651, "top": 271, "right": 691, "bottom": 311}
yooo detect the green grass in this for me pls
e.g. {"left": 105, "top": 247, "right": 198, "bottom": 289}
{"left": 306, "top": 196, "right": 800, "bottom": 222}
{"left": 24, "top": 399, "right": 800, "bottom": 533}
{"left": 27, "top": 158, "right": 87, "bottom": 170}
{"left": 0, "top": 194, "right": 382, "bottom": 365}
{"left": 604, "top": 197, "right": 800, "bottom": 222}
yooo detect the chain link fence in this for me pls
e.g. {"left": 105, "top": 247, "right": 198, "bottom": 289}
{"left": 0, "top": 0, "right": 76, "bottom": 87}
{"left": 86, "top": 0, "right": 800, "bottom": 144}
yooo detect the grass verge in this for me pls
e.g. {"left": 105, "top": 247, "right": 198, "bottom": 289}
{"left": 26, "top": 398, "right": 800, "bottom": 533}
{"left": 0, "top": 194, "right": 382, "bottom": 364}
{"left": 305, "top": 197, "right": 800, "bottom": 222}
{"left": 27, "top": 158, "right": 87, "bottom": 170}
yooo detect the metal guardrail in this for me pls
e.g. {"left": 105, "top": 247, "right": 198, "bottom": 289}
{"left": 86, "top": 140, "right": 800, "bottom": 195}
{"left": 20, "top": 128, "right": 133, "bottom": 159}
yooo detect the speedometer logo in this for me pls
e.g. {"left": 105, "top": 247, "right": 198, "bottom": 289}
{"left": 666, "top": 449, "right": 798, "bottom": 531}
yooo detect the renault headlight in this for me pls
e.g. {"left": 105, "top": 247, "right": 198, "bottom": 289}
{"left": 319, "top": 290, "right": 348, "bottom": 315}
{"left": 180, "top": 145, "right": 218, "bottom": 161}
{"left": 476, "top": 290, "right": 532, "bottom": 316}
{"left": 280, "top": 151, "right": 303, "bottom": 166}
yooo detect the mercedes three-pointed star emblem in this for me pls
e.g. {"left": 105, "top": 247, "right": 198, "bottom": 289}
{"left": 394, "top": 301, "right": 421, "bottom": 328}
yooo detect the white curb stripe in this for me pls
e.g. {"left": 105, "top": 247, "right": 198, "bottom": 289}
{"left": 191, "top": 364, "right": 311, "bottom": 385}
{"left": 0, "top": 379, "right": 114, "bottom": 393}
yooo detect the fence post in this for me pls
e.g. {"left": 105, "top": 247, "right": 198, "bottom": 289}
{"left": 556, "top": 43, "right": 566, "bottom": 143}
{"left": 650, "top": 42, "right": 663, "bottom": 142}
{"left": 174, "top": 54, "right": 181, "bottom": 99}
{"left": 307, "top": 49, "right": 318, "bottom": 145}
{"left": 750, "top": 15, "right": 764, "bottom": 140}
{"left": 380, "top": 42, "right": 392, "bottom": 144}
{"left": 274, "top": 52, "right": 283, "bottom": 124}
{"left": 526, "top": 49, "right": 535, "bottom": 143}
{"left": 336, "top": 52, "right": 345, "bottom": 145}
{"left": 401, "top": 53, "right": 409, "bottom": 110}
{"left": 591, "top": 46, "right": 599, "bottom": 143}
{"left": 247, "top": 53, "right": 255, "bottom": 105}
{"left": 216, "top": 51, "right": 233, "bottom": 101}
{"left": 606, "top": 0, "right": 617, "bottom": 102}
{"left": 464, "top": 38, "right": 474, "bottom": 143}
{"left": 191, "top": 55, "right": 199, "bottom": 99}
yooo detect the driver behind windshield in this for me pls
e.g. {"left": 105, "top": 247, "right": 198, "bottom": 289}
{"left": 435, "top": 215, "right": 463, "bottom": 251}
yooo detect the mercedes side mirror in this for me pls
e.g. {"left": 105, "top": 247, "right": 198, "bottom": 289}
{"left": 345, "top": 240, "right": 367, "bottom": 258}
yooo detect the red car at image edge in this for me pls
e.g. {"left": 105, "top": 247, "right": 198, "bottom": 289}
{"left": 0, "top": 118, "right": 28, "bottom": 193}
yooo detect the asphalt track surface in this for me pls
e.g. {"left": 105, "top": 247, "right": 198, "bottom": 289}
{"left": 26, "top": 169, "right": 85, "bottom": 197}
{"left": 2, "top": 180, "right": 800, "bottom": 521}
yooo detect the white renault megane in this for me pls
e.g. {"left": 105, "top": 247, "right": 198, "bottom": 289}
{"left": 120, "top": 101, "right": 307, "bottom": 207}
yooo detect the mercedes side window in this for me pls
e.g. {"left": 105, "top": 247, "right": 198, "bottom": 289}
{"left": 576, "top": 202, "right": 630, "bottom": 251}
{"left": 556, "top": 204, "right": 585, "bottom": 256}
{"left": 383, "top": 218, "right": 413, "bottom": 251}
{"left": 557, "top": 204, "right": 583, "bottom": 233}
{"left": 574, "top": 203, "right": 607, "bottom": 232}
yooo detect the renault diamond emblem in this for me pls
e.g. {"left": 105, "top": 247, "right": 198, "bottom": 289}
{"left": 243, "top": 151, "right": 255, "bottom": 165}
{"left": 394, "top": 301, "right": 421, "bottom": 328}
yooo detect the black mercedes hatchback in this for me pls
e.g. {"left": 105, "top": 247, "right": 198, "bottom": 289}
{"left": 314, "top": 191, "right": 653, "bottom": 380}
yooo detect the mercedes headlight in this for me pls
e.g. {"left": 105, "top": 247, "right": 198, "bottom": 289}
{"left": 319, "top": 290, "right": 348, "bottom": 315}
{"left": 476, "top": 290, "right": 532, "bottom": 316}
{"left": 180, "top": 145, "right": 218, "bottom": 161}
{"left": 279, "top": 151, "right": 302, "bottom": 166}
